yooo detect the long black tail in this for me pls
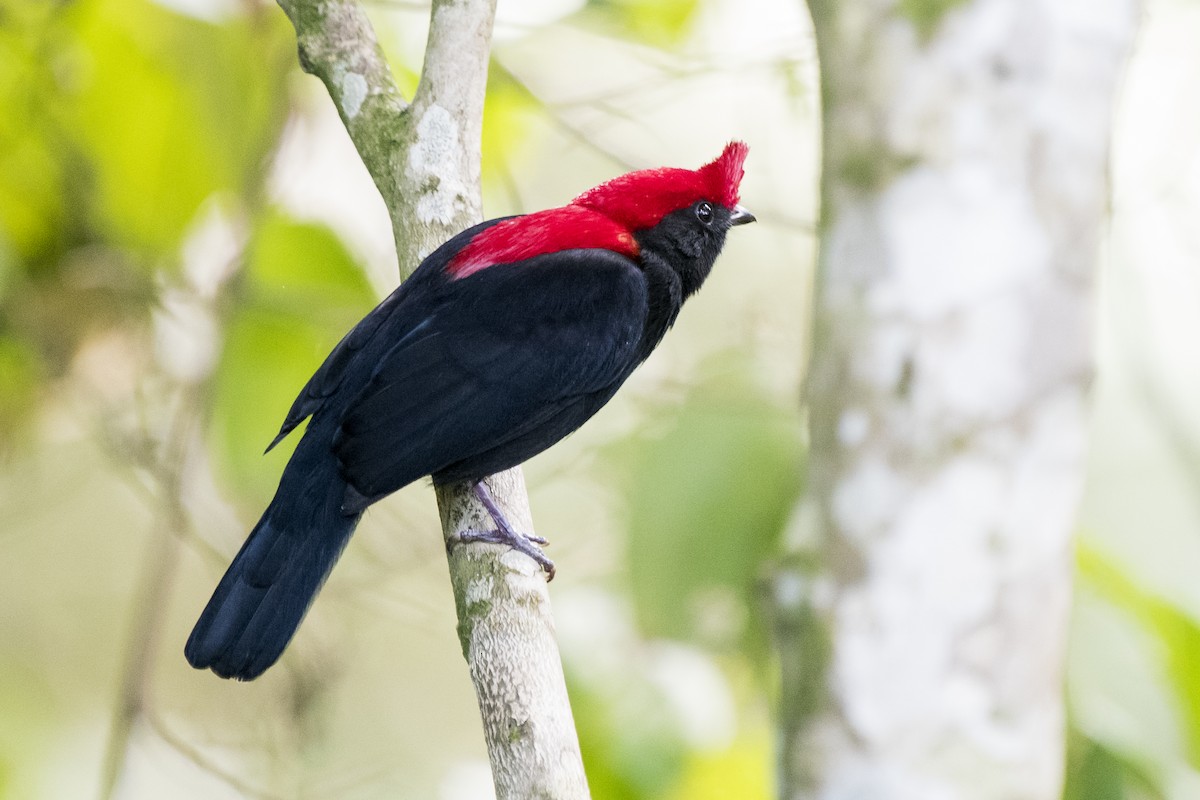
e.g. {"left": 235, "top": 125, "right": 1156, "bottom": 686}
{"left": 185, "top": 434, "right": 361, "bottom": 681}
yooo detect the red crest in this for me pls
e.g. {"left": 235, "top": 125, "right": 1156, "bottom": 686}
{"left": 447, "top": 142, "right": 749, "bottom": 278}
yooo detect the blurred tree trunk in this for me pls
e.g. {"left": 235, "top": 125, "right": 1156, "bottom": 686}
{"left": 277, "top": 1, "right": 589, "bottom": 797}
{"left": 778, "top": 1, "right": 1138, "bottom": 798}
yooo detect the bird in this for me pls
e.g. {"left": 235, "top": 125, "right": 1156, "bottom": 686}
{"left": 185, "top": 141, "right": 754, "bottom": 680}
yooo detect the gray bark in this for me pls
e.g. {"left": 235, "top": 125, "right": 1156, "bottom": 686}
{"left": 439, "top": 471, "right": 591, "bottom": 800}
{"left": 780, "top": 1, "right": 1138, "bottom": 797}
{"left": 277, "top": 2, "right": 589, "bottom": 797}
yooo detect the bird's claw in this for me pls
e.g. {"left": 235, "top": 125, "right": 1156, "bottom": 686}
{"left": 453, "top": 479, "right": 558, "bottom": 580}
{"left": 450, "top": 528, "right": 556, "bottom": 580}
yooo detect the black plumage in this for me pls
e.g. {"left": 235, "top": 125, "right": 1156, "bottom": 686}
{"left": 186, "top": 145, "right": 754, "bottom": 680}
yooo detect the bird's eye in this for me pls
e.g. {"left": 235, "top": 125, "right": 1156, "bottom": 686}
{"left": 695, "top": 201, "right": 714, "bottom": 225}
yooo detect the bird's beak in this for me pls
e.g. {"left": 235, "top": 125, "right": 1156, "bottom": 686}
{"left": 729, "top": 205, "right": 756, "bottom": 226}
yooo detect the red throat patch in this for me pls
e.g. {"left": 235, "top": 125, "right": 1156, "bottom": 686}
{"left": 446, "top": 141, "right": 748, "bottom": 279}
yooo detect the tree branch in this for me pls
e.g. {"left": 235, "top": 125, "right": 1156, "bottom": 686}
{"left": 277, "top": 0, "right": 490, "bottom": 272}
{"left": 276, "top": 0, "right": 409, "bottom": 220}
{"left": 277, "top": 2, "right": 590, "bottom": 796}
{"left": 438, "top": 472, "right": 590, "bottom": 799}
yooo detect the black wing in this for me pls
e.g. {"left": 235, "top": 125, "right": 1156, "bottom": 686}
{"left": 264, "top": 218, "right": 514, "bottom": 452}
{"left": 333, "top": 248, "right": 649, "bottom": 505}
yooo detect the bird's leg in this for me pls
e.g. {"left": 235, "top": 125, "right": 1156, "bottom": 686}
{"left": 449, "top": 480, "right": 556, "bottom": 580}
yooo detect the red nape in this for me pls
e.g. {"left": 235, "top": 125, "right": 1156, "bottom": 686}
{"left": 447, "top": 205, "right": 641, "bottom": 279}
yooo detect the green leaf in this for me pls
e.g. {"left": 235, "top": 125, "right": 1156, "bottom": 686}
{"left": 582, "top": 0, "right": 702, "bottom": 46}
{"left": 0, "top": 133, "right": 65, "bottom": 265}
{"left": 481, "top": 65, "right": 541, "bottom": 186}
{"left": 246, "top": 211, "right": 379, "bottom": 317}
{"left": 0, "top": 3, "right": 70, "bottom": 263}
{"left": 1064, "top": 727, "right": 1166, "bottom": 800}
{"left": 619, "top": 360, "right": 802, "bottom": 650}
{"left": 896, "top": 0, "right": 970, "bottom": 40}
{"left": 63, "top": 0, "right": 292, "bottom": 255}
{"left": 571, "top": 676, "right": 688, "bottom": 800}
{"left": 665, "top": 731, "right": 772, "bottom": 800}
{"left": 1078, "top": 544, "right": 1200, "bottom": 769}
{"left": 0, "top": 335, "right": 41, "bottom": 445}
{"left": 209, "top": 212, "right": 374, "bottom": 505}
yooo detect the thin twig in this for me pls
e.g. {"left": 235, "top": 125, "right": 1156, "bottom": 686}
{"left": 146, "top": 710, "right": 288, "bottom": 800}
{"left": 98, "top": 392, "right": 198, "bottom": 800}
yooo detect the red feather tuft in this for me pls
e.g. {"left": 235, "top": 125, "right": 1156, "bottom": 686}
{"left": 446, "top": 142, "right": 748, "bottom": 279}
{"left": 573, "top": 141, "right": 749, "bottom": 231}
{"left": 699, "top": 140, "right": 749, "bottom": 208}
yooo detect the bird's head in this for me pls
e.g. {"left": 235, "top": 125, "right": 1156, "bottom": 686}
{"left": 572, "top": 141, "right": 754, "bottom": 297}
{"left": 446, "top": 142, "right": 752, "bottom": 283}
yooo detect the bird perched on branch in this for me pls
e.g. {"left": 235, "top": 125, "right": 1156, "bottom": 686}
{"left": 186, "top": 142, "right": 754, "bottom": 680}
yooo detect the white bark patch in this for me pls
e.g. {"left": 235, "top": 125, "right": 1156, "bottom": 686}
{"left": 835, "top": 456, "right": 1005, "bottom": 746}
{"left": 857, "top": 321, "right": 914, "bottom": 391}
{"left": 408, "top": 105, "right": 469, "bottom": 226}
{"left": 339, "top": 70, "right": 368, "bottom": 119}
{"left": 832, "top": 455, "right": 907, "bottom": 542}
{"left": 871, "top": 164, "right": 1048, "bottom": 322}
{"left": 465, "top": 574, "right": 494, "bottom": 606}
{"left": 499, "top": 548, "right": 539, "bottom": 576}
{"left": 837, "top": 408, "right": 871, "bottom": 446}
{"left": 998, "top": 389, "right": 1089, "bottom": 566}
{"left": 820, "top": 748, "right": 958, "bottom": 800}
{"left": 909, "top": 292, "right": 1029, "bottom": 425}
{"left": 850, "top": 163, "right": 1057, "bottom": 435}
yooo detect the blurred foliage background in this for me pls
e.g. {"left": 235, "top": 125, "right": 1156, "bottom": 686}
{"left": 0, "top": 0, "right": 1196, "bottom": 797}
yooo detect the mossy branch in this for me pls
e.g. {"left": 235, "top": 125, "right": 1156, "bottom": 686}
{"left": 276, "top": 1, "right": 590, "bottom": 797}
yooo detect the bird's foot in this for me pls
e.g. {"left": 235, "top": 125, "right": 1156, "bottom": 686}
{"left": 446, "top": 480, "right": 556, "bottom": 580}
{"left": 452, "top": 527, "right": 556, "bottom": 580}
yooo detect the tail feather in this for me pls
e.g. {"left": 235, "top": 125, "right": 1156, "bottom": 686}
{"left": 186, "top": 445, "right": 361, "bottom": 681}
